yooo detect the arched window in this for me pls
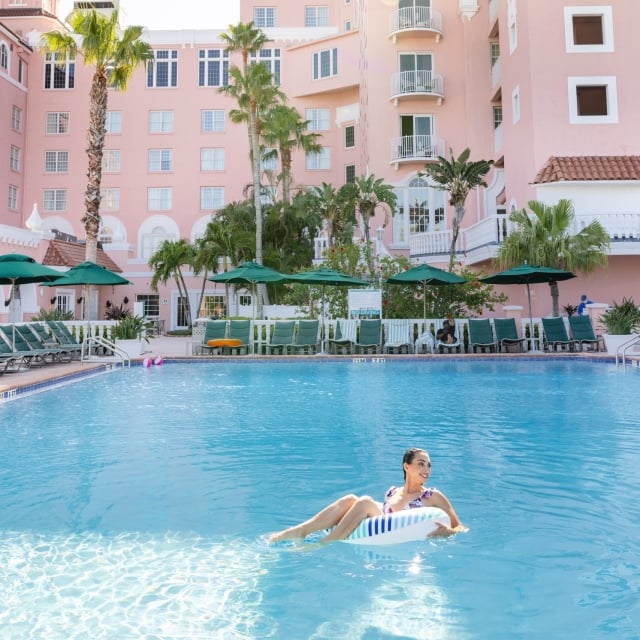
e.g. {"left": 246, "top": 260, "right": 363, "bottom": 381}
{"left": 0, "top": 43, "right": 8, "bottom": 70}
{"left": 99, "top": 225, "right": 113, "bottom": 244}
{"left": 141, "top": 225, "right": 170, "bottom": 260}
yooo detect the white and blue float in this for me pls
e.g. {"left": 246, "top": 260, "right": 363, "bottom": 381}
{"left": 342, "top": 507, "right": 450, "bottom": 546}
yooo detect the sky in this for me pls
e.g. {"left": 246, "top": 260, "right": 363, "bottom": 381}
{"left": 58, "top": 0, "right": 241, "bottom": 30}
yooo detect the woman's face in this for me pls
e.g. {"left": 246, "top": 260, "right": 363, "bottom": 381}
{"left": 405, "top": 451, "right": 432, "bottom": 482}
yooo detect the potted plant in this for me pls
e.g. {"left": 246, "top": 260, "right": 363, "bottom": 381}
{"left": 599, "top": 297, "right": 640, "bottom": 353}
{"left": 111, "top": 315, "right": 151, "bottom": 358}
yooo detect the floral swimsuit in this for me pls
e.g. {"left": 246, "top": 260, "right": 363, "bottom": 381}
{"left": 383, "top": 486, "right": 434, "bottom": 514}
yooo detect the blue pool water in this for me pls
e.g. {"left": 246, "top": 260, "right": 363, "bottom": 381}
{"left": 1, "top": 359, "right": 639, "bottom": 638}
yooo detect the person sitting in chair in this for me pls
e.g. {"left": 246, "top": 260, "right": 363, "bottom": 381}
{"left": 436, "top": 318, "right": 457, "bottom": 344}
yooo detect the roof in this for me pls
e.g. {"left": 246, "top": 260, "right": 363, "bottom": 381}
{"left": 534, "top": 156, "right": 640, "bottom": 184}
{"left": 42, "top": 240, "right": 123, "bottom": 272}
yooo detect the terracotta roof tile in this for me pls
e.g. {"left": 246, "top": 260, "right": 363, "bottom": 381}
{"left": 534, "top": 156, "right": 640, "bottom": 183}
{"left": 42, "top": 240, "right": 123, "bottom": 272}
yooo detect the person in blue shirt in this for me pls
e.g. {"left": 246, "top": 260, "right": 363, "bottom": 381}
{"left": 577, "top": 294, "right": 592, "bottom": 316}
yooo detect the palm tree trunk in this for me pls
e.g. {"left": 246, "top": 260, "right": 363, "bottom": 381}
{"left": 448, "top": 204, "right": 465, "bottom": 271}
{"left": 282, "top": 149, "right": 291, "bottom": 206}
{"left": 549, "top": 281, "right": 560, "bottom": 317}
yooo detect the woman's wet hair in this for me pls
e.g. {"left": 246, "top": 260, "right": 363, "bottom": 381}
{"left": 402, "top": 447, "right": 428, "bottom": 479}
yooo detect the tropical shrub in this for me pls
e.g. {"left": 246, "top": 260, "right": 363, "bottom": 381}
{"left": 599, "top": 298, "right": 640, "bottom": 335}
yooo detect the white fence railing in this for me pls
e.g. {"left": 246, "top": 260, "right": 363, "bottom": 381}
{"left": 390, "top": 70, "right": 444, "bottom": 99}
{"left": 388, "top": 7, "right": 443, "bottom": 36}
{"left": 390, "top": 135, "right": 444, "bottom": 163}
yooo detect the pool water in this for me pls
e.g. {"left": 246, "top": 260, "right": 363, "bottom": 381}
{"left": 1, "top": 360, "right": 639, "bottom": 639}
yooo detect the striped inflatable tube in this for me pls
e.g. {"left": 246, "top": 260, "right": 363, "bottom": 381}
{"left": 342, "top": 507, "right": 450, "bottom": 545}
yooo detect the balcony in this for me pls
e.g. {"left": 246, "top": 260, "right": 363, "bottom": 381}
{"left": 390, "top": 135, "right": 444, "bottom": 167}
{"left": 390, "top": 70, "right": 444, "bottom": 105}
{"left": 388, "top": 7, "right": 443, "bottom": 43}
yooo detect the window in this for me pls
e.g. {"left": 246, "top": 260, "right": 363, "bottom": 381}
{"left": 8, "top": 185, "right": 18, "bottom": 211}
{"left": 260, "top": 148, "right": 278, "bottom": 171}
{"left": 149, "top": 110, "right": 174, "bottom": 133}
{"left": 313, "top": 48, "right": 338, "bottom": 79}
{"left": 147, "top": 187, "right": 172, "bottom": 210}
{"left": 44, "top": 52, "right": 75, "bottom": 89}
{"left": 239, "top": 294, "right": 252, "bottom": 307}
{"left": 306, "top": 108, "right": 330, "bottom": 131}
{"left": 305, "top": 6, "right": 329, "bottom": 27}
{"left": 18, "top": 58, "right": 25, "bottom": 84}
{"left": 44, "top": 150, "right": 69, "bottom": 173}
{"left": 200, "top": 187, "right": 224, "bottom": 210}
{"left": 136, "top": 294, "right": 160, "bottom": 317}
{"left": 105, "top": 111, "right": 122, "bottom": 134}
{"left": 306, "top": 147, "right": 330, "bottom": 170}
{"left": 200, "top": 294, "right": 226, "bottom": 319}
{"left": 564, "top": 7, "right": 614, "bottom": 53}
{"left": 254, "top": 7, "right": 277, "bottom": 27}
{"left": 147, "top": 49, "right": 178, "bottom": 87}
{"left": 43, "top": 189, "right": 67, "bottom": 212}
{"left": 0, "top": 43, "right": 8, "bottom": 70}
{"left": 141, "top": 225, "right": 171, "bottom": 259}
{"left": 148, "top": 149, "right": 173, "bottom": 172}
{"left": 345, "top": 20, "right": 351, "bottom": 31}
{"left": 568, "top": 76, "right": 618, "bottom": 123}
{"left": 490, "top": 42, "right": 500, "bottom": 66}
{"left": 11, "top": 106, "right": 22, "bottom": 131}
{"left": 198, "top": 49, "right": 229, "bottom": 87}
{"left": 102, "top": 149, "right": 121, "bottom": 173}
{"left": 507, "top": 0, "right": 517, "bottom": 54}
{"left": 201, "top": 148, "right": 225, "bottom": 171}
{"left": 493, "top": 106, "right": 503, "bottom": 129}
{"left": 251, "top": 48, "right": 281, "bottom": 84}
{"left": 46, "top": 112, "right": 69, "bottom": 134}
{"left": 345, "top": 164, "right": 356, "bottom": 183}
{"left": 101, "top": 187, "right": 120, "bottom": 211}
{"left": 10, "top": 146, "right": 20, "bottom": 172}
{"left": 201, "top": 110, "right": 225, "bottom": 132}
{"left": 344, "top": 124, "right": 355, "bottom": 148}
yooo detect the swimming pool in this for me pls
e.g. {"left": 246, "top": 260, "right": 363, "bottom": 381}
{"left": 1, "top": 360, "right": 639, "bottom": 638}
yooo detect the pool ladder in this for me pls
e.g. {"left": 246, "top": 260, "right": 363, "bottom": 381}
{"left": 615, "top": 333, "right": 640, "bottom": 370}
{"left": 81, "top": 336, "right": 130, "bottom": 368}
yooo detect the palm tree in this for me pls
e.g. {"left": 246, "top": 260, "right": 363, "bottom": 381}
{"left": 261, "top": 105, "right": 322, "bottom": 205}
{"left": 351, "top": 175, "right": 397, "bottom": 243}
{"left": 42, "top": 9, "right": 152, "bottom": 319}
{"left": 148, "top": 239, "right": 195, "bottom": 328}
{"left": 421, "top": 148, "right": 493, "bottom": 271}
{"left": 497, "top": 199, "right": 610, "bottom": 316}
{"left": 308, "top": 182, "right": 356, "bottom": 247}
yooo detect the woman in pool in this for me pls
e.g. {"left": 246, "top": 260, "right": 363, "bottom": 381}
{"left": 269, "top": 448, "right": 467, "bottom": 543}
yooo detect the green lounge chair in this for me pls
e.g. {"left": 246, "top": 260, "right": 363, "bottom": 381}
{"left": 0, "top": 325, "right": 48, "bottom": 367}
{"left": 45, "top": 321, "right": 83, "bottom": 359}
{"left": 541, "top": 317, "right": 577, "bottom": 352}
{"left": 568, "top": 315, "right": 604, "bottom": 352}
{"left": 0, "top": 339, "right": 27, "bottom": 373}
{"left": 200, "top": 320, "right": 228, "bottom": 354}
{"left": 354, "top": 319, "right": 382, "bottom": 354}
{"left": 222, "top": 319, "right": 252, "bottom": 355}
{"left": 383, "top": 319, "right": 412, "bottom": 354}
{"left": 327, "top": 319, "right": 357, "bottom": 354}
{"left": 266, "top": 320, "right": 295, "bottom": 355}
{"left": 290, "top": 319, "right": 320, "bottom": 355}
{"left": 493, "top": 318, "right": 525, "bottom": 353}
{"left": 20, "top": 324, "right": 71, "bottom": 362}
{"left": 468, "top": 318, "right": 498, "bottom": 353}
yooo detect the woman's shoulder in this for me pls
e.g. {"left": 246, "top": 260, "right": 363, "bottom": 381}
{"left": 384, "top": 486, "right": 398, "bottom": 498}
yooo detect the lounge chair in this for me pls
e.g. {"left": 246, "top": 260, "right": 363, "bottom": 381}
{"left": 200, "top": 320, "right": 228, "bottom": 354}
{"left": 0, "top": 325, "right": 49, "bottom": 367}
{"left": 541, "top": 317, "right": 577, "bottom": 352}
{"left": 414, "top": 329, "right": 435, "bottom": 354}
{"left": 266, "top": 320, "right": 295, "bottom": 355}
{"left": 568, "top": 315, "right": 604, "bottom": 352}
{"left": 354, "top": 319, "right": 382, "bottom": 354}
{"left": 45, "top": 321, "right": 83, "bottom": 359}
{"left": 0, "top": 339, "right": 27, "bottom": 373}
{"left": 21, "top": 324, "right": 72, "bottom": 362}
{"left": 222, "top": 319, "right": 252, "bottom": 355}
{"left": 436, "top": 320, "right": 462, "bottom": 353}
{"left": 290, "top": 319, "right": 320, "bottom": 355}
{"left": 468, "top": 318, "right": 498, "bottom": 353}
{"left": 493, "top": 318, "right": 526, "bottom": 353}
{"left": 383, "top": 319, "right": 412, "bottom": 354}
{"left": 327, "top": 319, "right": 357, "bottom": 354}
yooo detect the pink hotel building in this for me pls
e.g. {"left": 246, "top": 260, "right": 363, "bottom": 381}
{"left": 1, "top": 0, "right": 639, "bottom": 329}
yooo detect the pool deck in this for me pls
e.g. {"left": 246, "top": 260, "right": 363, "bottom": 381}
{"left": 0, "top": 333, "right": 621, "bottom": 401}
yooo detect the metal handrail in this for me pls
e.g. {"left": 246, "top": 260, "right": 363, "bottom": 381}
{"left": 616, "top": 333, "right": 640, "bottom": 369}
{"left": 81, "top": 335, "right": 130, "bottom": 368}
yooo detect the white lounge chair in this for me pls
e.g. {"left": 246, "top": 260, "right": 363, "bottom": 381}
{"left": 383, "top": 320, "right": 412, "bottom": 354}
{"left": 328, "top": 319, "right": 357, "bottom": 354}
{"left": 415, "top": 330, "right": 435, "bottom": 354}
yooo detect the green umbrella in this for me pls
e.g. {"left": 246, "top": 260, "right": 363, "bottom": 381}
{"left": 286, "top": 267, "right": 368, "bottom": 353}
{"left": 480, "top": 263, "right": 575, "bottom": 351}
{"left": 43, "top": 260, "right": 131, "bottom": 287}
{"left": 208, "top": 261, "right": 288, "bottom": 318}
{"left": 385, "top": 263, "right": 467, "bottom": 319}
{"left": 0, "top": 253, "right": 62, "bottom": 351}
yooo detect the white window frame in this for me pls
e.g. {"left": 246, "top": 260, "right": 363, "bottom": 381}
{"left": 568, "top": 76, "right": 618, "bottom": 124}
{"left": 43, "top": 51, "right": 75, "bottom": 89}
{"left": 8, "top": 185, "right": 18, "bottom": 210}
{"left": 149, "top": 110, "right": 174, "bottom": 133}
{"left": 198, "top": 48, "right": 229, "bottom": 87}
{"left": 305, "top": 6, "right": 329, "bottom": 27}
{"left": 254, "top": 7, "right": 277, "bottom": 27}
{"left": 306, "top": 147, "right": 331, "bottom": 170}
{"left": 10, "top": 145, "right": 20, "bottom": 172}
{"left": 147, "top": 49, "right": 178, "bottom": 88}
{"left": 46, "top": 111, "right": 69, "bottom": 134}
{"left": 260, "top": 148, "right": 278, "bottom": 171}
{"left": 11, "top": 105, "right": 22, "bottom": 131}
{"left": 0, "top": 42, "right": 8, "bottom": 70}
{"left": 564, "top": 6, "right": 614, "bottom": 53}
{"left": 147, "top": 187, "right": 173, "bottom": 211}
{"left": 44, "top": 150, "right": 69, "bottom": 173}
{"left": 43, "top": 188, "right": 67, "bottom": 212}
{"left": 201, "top": 110, "right": 225, "bottom": 133}
{"left": 102, "top": 149, "right": 121, "bottom": 173}
{"left": 250, "top": 48, "right": 281, "bottom": 84}
{"left": 508, "top": 0, "right": 518, "bottom": 54}
{"left": 306, "top": 108, "right": 330, "bottom": 131}
{"left": 101, "top": 187, "right": 120, "bottom": 212}
{"left": 148, "top": 149, "right": 173, "bottom": 172}
{"left": 201, "top": 148, "right": 225, "bottom": 171}
{"left": 344, "top": 124, "right": 355, "bottom": 148}
{"left": 105, "top": 111, "right": 122, "bottom": 134}
{"left": 313, "top": 47, "right": 338, "bottom": 79}
{"left": 200, "top": 187, "right": 225, "bottom": 210}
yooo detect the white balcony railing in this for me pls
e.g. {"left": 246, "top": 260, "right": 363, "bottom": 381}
{"left": 388, "top": 7, "right": 443, "bottom": 39}
{"left": 390, "top": 135, "right": 444, "bottom": 163}
{"left": 390, "top": 70, "right": 444, "bottom": 101}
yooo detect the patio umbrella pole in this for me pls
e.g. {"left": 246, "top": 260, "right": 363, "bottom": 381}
{"left": 526, "top": 283, "right": 536, "bottom": 352}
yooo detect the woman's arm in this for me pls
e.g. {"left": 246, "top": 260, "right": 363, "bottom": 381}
{"left": 425, "top": 489, "right": 468, "bottom": 535}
